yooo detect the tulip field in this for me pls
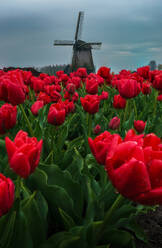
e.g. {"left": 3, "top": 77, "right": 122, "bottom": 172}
{"left": 0, "top": 65, "right": 162, "bottom": 247}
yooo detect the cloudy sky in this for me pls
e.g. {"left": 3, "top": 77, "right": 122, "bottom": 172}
{"left": 1, "top": 0, "right": 162, "bottom": 72}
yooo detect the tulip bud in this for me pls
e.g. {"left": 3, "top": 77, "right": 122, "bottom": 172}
{"left": 109, "top": 117, "right": 120, "bottom": 130}
{"left": 66, "top": 83, "right": 76, "bottom": 95}
{"left": 134, "top": 120, "right": 146, "bottom": 133}
{"left": 157, "top": 94, "right": 162, "bottom": 101}
{"left": 80, "top": 95, "right": 100, "bottom": 114}
{"left": 141, "top": 82, "right": 151, "bottom": 95}
{"left": 137, "top": 66, "right": 150, "bottom": 80}
{"left": 153, "top": 73, "right": 162, "bottom": 91}
{"left": 113, "top": 94, "right": 126, "bottom": 109}
{"left": 0, "top": 103, "right": 17, "bottom": 134}
{"left": 48, "top": 102, "right": 66, "bottom": 125}
{"left": 31, "top": 100, "right": 44, "bottom": 116}
{"left": 93, "top": 125, "right": 101, "bottom": 135}
{"left": 86, "top": 78, "right": 98, "bottom": 94}
{"left": 117, "top": 79, "right": 141, "bottom": 99}
{"left": 100, "top": 91, "right": 109, "bottom": 100}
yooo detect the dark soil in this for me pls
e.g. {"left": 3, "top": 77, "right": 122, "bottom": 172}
{"left": 135, "top": 206, "right": 162, "bottom": 248}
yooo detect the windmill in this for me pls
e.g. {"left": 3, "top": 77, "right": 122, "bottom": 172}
{"left": 54, "top": 11, "right": 102, "bottom": 73}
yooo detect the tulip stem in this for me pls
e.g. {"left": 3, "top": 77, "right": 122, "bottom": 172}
{"left": 16, "top": 176, "right": 22, "bottom": 199}
{"left": 153, "top": 90, "right": 158, "bottom": 120}
{"left": 123, "top": 99, "right": 129, "bottom": 123}
{"left": 133, "top": 99, "right": 137, "bottom": 119}
{"left": 29, "top": 87, "right": 35, "bottom": 103}
{"left": 88, "top": 114, "right": 92, "bottom": 137}
{"left": 51, "top": 126, "right": 57, "bottom": 164}
{"left": 96, "top": 194, "right": 124, "bottom": 243}
{"left": 19, "top": 104, "right": 34, "bottom": 137}
{"left": 118, "top": 110, "right": 122, "bottom": 133}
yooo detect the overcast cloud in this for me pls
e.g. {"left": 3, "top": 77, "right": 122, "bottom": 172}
{"left": 0, "top": 0, "right": 162, "bottom": 72}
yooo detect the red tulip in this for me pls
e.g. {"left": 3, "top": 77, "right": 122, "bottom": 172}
{"left": 141, "top": 82, "right": 151, "bottom": 95}
{"left": 66, "top": 83, "right": 76, "bottom": 95}
{"left": 31, "top": 77, "right": 44, "bottom": 93}
{"left": 44, "top": 85, "right": 61, "bottom": 94}
{"left": 87, "top": 73, "right": 104, "bottom": 86}
{"left": 137, "top": 66, "right": 150, "bottom": 80}
{"left": 71, "top": 76, "right": 81, "bottom": 89}
{"left": 134, "top": 120, "right": 146, "bottom": 133}
{"left": 88, "top": 131, "right": 122, "bottom": 165}
{"left": 0, "top": 78, "right": 26, "bottom": 105}
{"left": 97, "top": 66, "right": 112, "bottom": 84}
{"left": 5, "top": 130, "right": 43, "bottom": 178}
{"left": 76, "top": 68, "right": 88, "bottom": 79}
{"left": 80, "top": 95, "right": 100, "bottom": 114}
{"left": 0, "top": 103, "right": 17, "bottom": 134}
{"left": 149, "top": 70, "right": 159, "bottom": 83}
{"left": 113, "top": 94, "right": 126, "bottom": 109}
{"left": 37, "top": 92, "right": 52, "bottom": 104}
{"left": 86, "top": 78, "right": 98, "bottom": 94}
{"left": 48, "top": 102, "right": 66, "bottom": 125}
{"left": 31, "top": 100, "right": 44, "bottom": 116}
{"left": 124, "top": 129, "right": 144, "bottom": 146}
{"left": 100, "top": 91, "right": 109, "bottom": 101}
{"left": 108, "top": 117, "right": 120, "bottom": 130}
{"left": 105, "top": 132, "right": 162, "bottom": 205}
{"left": 72, "top": 92, "right": 79, "bottom": 102}
{"left": 63, "top": 100, "right": 75, "bottom": 115}
{"left": 0, "top": 173, "right": 14, "bottom": 217}
{"left": 157, "top": 94, "right": 162, "bottom": 101}
{"left": 153, "top": 73, "right": 162, "bottom": 91}
{"left": 93, "top": 125, "right": 101, "bottom": 135}
{"left": 117, "top": 79, "right": 141, "bottom": 99}
{"left": 56, "top": 70, "right": 64, "bottom": 78}
{"left": 50, "top": 90, "right": 62, "bottom": 103}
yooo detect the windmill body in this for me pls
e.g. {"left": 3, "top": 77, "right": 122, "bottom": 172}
{"left": 54, "top": 12, "right": 102, "bottom": 73}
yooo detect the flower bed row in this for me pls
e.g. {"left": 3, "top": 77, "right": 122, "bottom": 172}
{"left": 0, "top": 65, "right": 161, "bottom": 248}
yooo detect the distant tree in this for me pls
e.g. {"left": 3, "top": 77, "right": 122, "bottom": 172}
{"left": 149, "top": 60, "right": 157, "bottom": 71}
{"left": 158, "top": 64, "right": 162, "bottom": 70}
{"left": 37, "top": 64, "right": 69, "bottom": 75}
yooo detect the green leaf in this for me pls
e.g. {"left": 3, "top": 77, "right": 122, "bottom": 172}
{"left": 128, "top": 216, "right": 148, "bottom": 243}
{"left": 57, "top": 125, "right": 68, "bottom": 150}
{"left": 40, "top": 163, "right": 84, "bottom": 218}
{"left": 66, "top": 149, "right": 84, "bottom": 180}
{"left": 0, "top": 211, "right": 16, "bottom": 248}
{"left": 39, "top": 232, "right": 73, "bottom": 248}
{"left": 109, "top": 204, "right": 137, "bottom": 225}
{"left": 84, "top": 177, "right": 98, "bottom": 223}
{"left": 29, "top": 168, "right": 75, "bottom": 220}
{"left": 59, "top": 208, "right": 75, "bottom": 230}
{"left": 100, "top": 228, "right": 132, "bottom": 247}
{"left": 123, "top": 111, "right": 134, "bottom": 131}
{"left": 59, "top": 236, "right": 81, "bottom": 248}
{"left": 22, "top": 188, "right": 47, "bottom": 247}
{"left": 34, "top": 120, "right": 43, "bottom": 140}
{"left": 11, "top": 210, "right": 33, "bottom": 248}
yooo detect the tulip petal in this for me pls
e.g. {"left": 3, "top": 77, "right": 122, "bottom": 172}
{"left": 110, "top": 158, "right": 151, "bottom": 198}
{"left": 10, "top": 152, "right": 30, "bottom": 178}
{"left": 148, "top": 159, "right": 162, "bottom": 188}
{"left": 134, "top": 187, "right": 162, "bottom": 205}
{"left": 5, "top": 137, "right": 16, "bottom": 161}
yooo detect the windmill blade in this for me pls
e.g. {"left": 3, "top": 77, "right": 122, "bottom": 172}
{"left": 87, "top": 42, "right": 102, "bottom": 49}
{"left": 54, "top": 40, "right": 74, "bottom": 46}
{"left": 75, "top": 11, "right": 84, "bottom": 41}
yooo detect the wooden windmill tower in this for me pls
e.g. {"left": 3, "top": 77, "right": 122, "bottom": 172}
{"left": 54, "top": 11, "right": 102, "bottom": 73}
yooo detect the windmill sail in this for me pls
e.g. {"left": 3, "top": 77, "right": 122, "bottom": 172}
{"left": 75, "top": 11, "right": 84, "bottom": 41}
{"left": 54, "top": 40, "right": 74, "bottom": 46}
